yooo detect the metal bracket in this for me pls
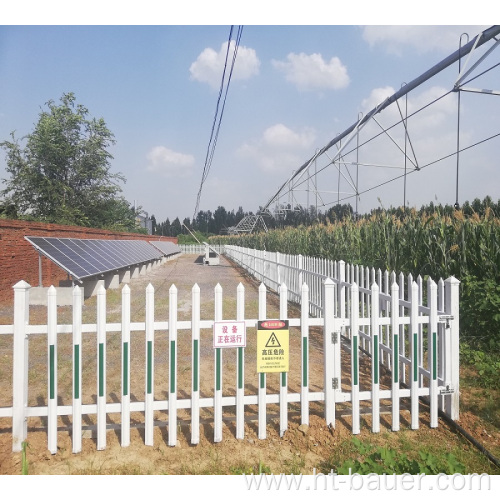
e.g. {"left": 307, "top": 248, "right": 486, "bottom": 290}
{"left": 331, "top": 332, "right": 339, "bottom": 344}
{"left": 438, "top": 315, "right": 454, "bottom": 328}
{"left": 439, "top": 384, "right": 455, "bottom": 395}
{"left": 332, "top": 378, "right": 339, "bottom": 390}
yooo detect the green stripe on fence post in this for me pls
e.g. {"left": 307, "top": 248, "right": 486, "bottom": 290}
{"left": 147, "top": 340, "right": 153, "bottom": 394}
{"left": 413, "top": 333, "right": 418, "bottom": 382}
{"left": 74, "top": 345, "right": 80, "bottom": 400}
{"left": 170, "top": 340, "right": 176, "bottom": 393}
{"left": 393, "top": 335, "right": 399, "bottom": 383}
{"left": 193, "top": 340, "right": 199, "bottom": 392}
{"left": 49, "top": 344, "right": 55, "bottom": 400}
{"left": 260, "top": 373, "right": 265, "bottom": 389}
{"left": 432, "top": 332, "right": 437, "bottom": 381}
{"left": 216, "top": 348, "right": 221, "bottom": 391}
{"left": 238, "top": 347, "right": 243, "bottom": 390}
{"left": 302, "top": 337, "right": 308, "bottom": 387}
{"left": 353, "top": 336, "right": 358, "bottom": 386}
{"left": 123, "top": 342, "right": 129, "bottom": 396}
{"left": 374, "top": 335, "right": 379, "bottom": 384}
{"left": 99, "top": 343, "right": 104, "bottom": 397}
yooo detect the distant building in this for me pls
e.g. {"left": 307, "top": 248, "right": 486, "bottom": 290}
{"left": 136, "top": 213, "right": 153, "bottom": 234}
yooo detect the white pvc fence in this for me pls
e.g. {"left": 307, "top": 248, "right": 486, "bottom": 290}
{"left": 0, "top": 245, "right": 460, "bottom": 454}
{"left": 224, "top": 245, "right": 460, "bottom": 427}
{"left": 179, "top": 244, "right": 224, "bottom": 255}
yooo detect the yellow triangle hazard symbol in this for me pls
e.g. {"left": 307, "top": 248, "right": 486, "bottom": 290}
{"left": 265, "top": 332, "right": 281, "bottom": 348}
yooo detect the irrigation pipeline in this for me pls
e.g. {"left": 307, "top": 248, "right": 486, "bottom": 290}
{"left": 340, "top": 334, "right": 500, "bottom": 470}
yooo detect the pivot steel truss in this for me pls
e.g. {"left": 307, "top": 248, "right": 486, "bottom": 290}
{"left": 262, "top": 25, "right": 500, "bottom": 217}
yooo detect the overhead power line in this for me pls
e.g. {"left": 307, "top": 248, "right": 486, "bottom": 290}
{"left": 193, "top": 25, "right": 244, "bottom": 221}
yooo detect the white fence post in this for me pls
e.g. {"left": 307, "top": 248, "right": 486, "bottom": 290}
{"left": 214, "top": 283, "right": 223, "bottom": 443}
{"left": 236, "top": 283, "right": 245, "bottom": 440}
{"left": 96, "top": 284, "right": 107, "bottom": 451}
{"left": 410, "top": 281, "right": 420, "bottom": 429}
{"left": 300, "top": 282, "right": 310, "bottom": 426}
{"left": 169, "top": 284, "right": 178, "bottom": 446}
{"left": 279, "top": 283, "right": 288, "bottom": 437}
{"left": 323, "top": 278, "right": 335, "bottom": 427}
{"left": 390, "top": 281, "right": 400, "bottom": 432}
{"left": 72, "top": 285, "right": 83, "bottom": 454}
{"left": 429, "top": 279, "right": 438, "bottom": 428}
{"left": 12, "top": 280, "right": 30, "bottom": 452}
{"left": 370, "top": 282, "right": 380, "bottom": 433}
{"left": 445, "top": 277, "right": 460, "bottom": 420}
{"left": 121, "top": 284, "right": 131, "bottom": 448}
{"left": 258, "top": 283, "right": 267, "bottom": 440}
{"left": 191, "top": 284, "right": 201, "bottom": 444}
{"left": 145, "top": 283, "right": 155, "bottom": 446}
{"left": 47, "top": 286, "right": 58, "bottom": 454}
{"left": 350, "top": 283, "right": 360, "bottom": 434}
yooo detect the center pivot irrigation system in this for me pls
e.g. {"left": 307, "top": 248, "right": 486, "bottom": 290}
{"left": 228, "top": 25, "right": 500, "bottom": 234}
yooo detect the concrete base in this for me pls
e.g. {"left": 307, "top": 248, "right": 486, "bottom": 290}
{"left": 119, "top": 268, "right": 131, "bottom": 284}
{"left": 131, "top": 265, "right": 140, "bottom": 279}
{"left": 104, "top": 272, "right": 120, "bottom": 289}
{"left": 83, "top": 279, "right": 105, "bottom": 299}
{"left": 29, "top": 257, "right": 172, "bottom": 306}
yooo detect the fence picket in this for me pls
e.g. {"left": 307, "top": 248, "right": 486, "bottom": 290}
{"left": 350, "top": 283, "right": 360, "bottom": 435}
{"left": 370, "top": 283, "right": 380, "bottom": 433}
{"left": 236, "top": 283, "right": 245, "bottom": 440}
{"left": 258, "top": 283, "right": 267, "bottom": 440}
{"left": 169, "top": 284, "right": 178, "bottom": 446}
{"left": 47, "top": 286, "right": 57, "bottom": 454}
{"left": 429, "top": 280, "right": 438, "bottom": 428}
{"left": 391, "top": 282, "right": 400, "bottom": 432}
{"left": 191, "top": 284, "right": 201, "bottom": 444}
{"left": 214, "top": 283, "right": 223, "bottom": 443}
{"left": 72, "top": 285, "right": 83, "bottom": 453}
{"left": 410, "top": 281, "right": 420, "bottom": 429}
{"left": 96, "top": 285, "right": 106, "bottom": 451}
{"left": 279, "top": 283, "right": 288, "bottom": 437}
{"left": 301, "top": 283, "right": 310, "bottom": 426}
{"left": 145, "top": 283, "right": 155, "bottom": 446}
{"left": 323, "top": 278, "right": 335, "bottom": 428}
{"left": 121, "top": 284, "right": 131, "bottom": 447}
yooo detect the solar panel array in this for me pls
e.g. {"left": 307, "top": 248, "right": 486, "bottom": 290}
{"left": 25, "top": 237, "right": 164, "bottom": 281}
{"left": 149, "top": 240, "right": 181, "bottom": 256}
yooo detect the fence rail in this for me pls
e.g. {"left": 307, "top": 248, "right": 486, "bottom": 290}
{"left": 0, "top": 245, "right": 460, "bottom": 454}
{"left": 179, "top": 244, "right": 224, "bottom": 255}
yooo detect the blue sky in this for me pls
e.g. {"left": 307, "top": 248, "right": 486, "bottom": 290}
{"left": 1, "top": 7, "right": 498, "bottom": 224}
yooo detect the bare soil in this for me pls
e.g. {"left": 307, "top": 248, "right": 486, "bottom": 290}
{"left": 0, "top": 254, "right": 499, "bottom": 475}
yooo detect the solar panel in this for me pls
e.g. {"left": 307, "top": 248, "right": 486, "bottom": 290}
{"left": 25, "top": 237, "right": 164, "bottom": 281}
{"left": 149, "top": 240, "right": 181, "bottom": 256}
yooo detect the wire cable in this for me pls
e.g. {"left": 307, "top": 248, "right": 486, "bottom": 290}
{"left": 193, "top": 26, "right": 244, "bottom": 221}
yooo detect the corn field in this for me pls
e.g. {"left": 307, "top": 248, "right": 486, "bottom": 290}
{"left": 211, "top": 208, "right": 500, "bottom": 344}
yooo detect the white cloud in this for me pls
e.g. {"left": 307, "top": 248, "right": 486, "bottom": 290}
{"left": 237, "top": 123, "right": 316, "bottom": 174}
{"left": 189, "top": 40, "right": 260, "bottom": 89}
{"left": 272, "top": 52, "right": 349, "bottom": 91}
{"left": 146, "top": 146, "right": 195, "bottom": 177}
{"left": 362, "top": 26, "right": 490, "bottom": 55}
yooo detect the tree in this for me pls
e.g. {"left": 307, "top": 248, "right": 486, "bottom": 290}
{"left": 0, "top": 92, "right": 136, "bottom": 229}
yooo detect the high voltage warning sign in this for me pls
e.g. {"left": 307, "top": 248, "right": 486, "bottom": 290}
{"left": 257, "top": 320, "right": 289, "bottom": 373}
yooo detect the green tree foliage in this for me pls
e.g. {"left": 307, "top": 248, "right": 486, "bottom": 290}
{"left": 1, "top": 92, "right": 137, "bottom": 230}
